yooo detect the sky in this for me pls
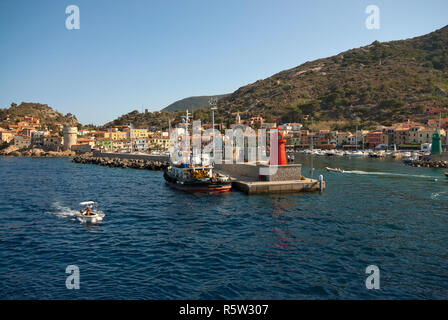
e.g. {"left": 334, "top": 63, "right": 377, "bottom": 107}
{"left": 0, "top": 0, "right": 447, "bottom": 125}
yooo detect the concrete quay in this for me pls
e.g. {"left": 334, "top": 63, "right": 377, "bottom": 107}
{"left": 215, "top": 162, "right": 325, "bottom": 195}
{"left": 232, "top": 178, "right": 324, "bottom": 195}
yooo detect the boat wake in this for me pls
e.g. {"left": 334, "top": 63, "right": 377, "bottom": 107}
{"left": 46, "top": 202, "right": 79, "bottom": 218}
{"left": 430, "top": 191, "right": 448, "bottom": 200}
{"left": 341, "top": 170, "right": 436, "bottom": 180}
{"left": 46, "top": 202, "right": 105, "bottom": 222}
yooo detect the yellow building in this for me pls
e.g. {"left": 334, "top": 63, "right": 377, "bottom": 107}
{"left": 148, "top": 137, "right": 170, "bottom": 150}
{"left": 130, "top": 128, "right": 149, "bottom": 139}
{"left": 417, "top": 128, "right": 446, "bottom": 144}
{"left": 0, "top": 131, "right": 14, "bottom": 143}
{"left": 92, "top": 131, "right": 110, "bottom": 139}
{"left": 110, "top": 131, "right": 129, "bottom": 140}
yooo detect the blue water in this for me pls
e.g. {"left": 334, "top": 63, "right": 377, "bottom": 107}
{"left": 0, "top": 155, "right": 447, "bottom": 299}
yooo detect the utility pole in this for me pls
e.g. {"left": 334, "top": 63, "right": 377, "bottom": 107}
{"left": 129, "top": 122, "right": 134, "bottom": 153}
{"left": 168, "top": 117, "right": 171, "bottom": 135}
{"left": 310, "top": 116, "right": 314, "bottom": 178}
{"left": 310, "top": 116, "right": 314, "bottom": 150}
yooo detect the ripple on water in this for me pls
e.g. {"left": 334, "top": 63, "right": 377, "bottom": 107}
{"left": 0, "top": 156, "right": 448, "bottom": 299}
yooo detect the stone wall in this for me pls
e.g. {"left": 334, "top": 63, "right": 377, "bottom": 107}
{"left": 263, "top": 165, "right": 302, "bottom": 181}
{"left": 215, "top": 163, "right": 302, "bottom": 181}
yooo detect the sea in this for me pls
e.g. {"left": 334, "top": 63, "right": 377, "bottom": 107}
{"left": 0, "top": 155, "right": 447, "bottom": 299}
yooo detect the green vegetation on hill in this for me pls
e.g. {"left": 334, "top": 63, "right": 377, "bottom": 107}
{"left": 102, "top": 108, "right": 218, "bottom": 130}
{"left": 104, "top": 25, "right": 448, "bottom": 130}
{"left": 102, "top": 110, "right": 172, "bottom": 130}
{"left": 162, "top": 94, "right": 230, "bottom": 112}
{"left": 0, "top": 102, "right": 78, "bottom": 130}
{"left": 213, "top": 25, "right": 448, "bottom": 126}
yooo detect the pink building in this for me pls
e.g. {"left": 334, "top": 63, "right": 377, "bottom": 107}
{"left": 367, "top": 131, "right": 383, "bottom": 148}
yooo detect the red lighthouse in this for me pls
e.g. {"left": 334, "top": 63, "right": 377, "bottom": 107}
{"left": 277, "top": 128, "right": 287, "bottom": 165}
{"left": 269, "top": 127, "right": 287, "bottom": 165}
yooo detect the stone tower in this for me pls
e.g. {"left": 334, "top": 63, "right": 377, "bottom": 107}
{"left": 63, "top": 126, "right": 78, "bottom": 151}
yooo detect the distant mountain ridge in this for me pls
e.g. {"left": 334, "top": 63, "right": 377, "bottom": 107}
{"left": 162, "top": 94, "right": 230, "bottom": 112}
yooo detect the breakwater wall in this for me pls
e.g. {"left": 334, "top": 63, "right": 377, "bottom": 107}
{"left": 405, "top": 159, "right": 448, "bottom": 168}
{"left": 73, "top": 154, "right": 169, "bottom": 170}
{"left": 92, "top": 150, "right": 169, "bottom": 162}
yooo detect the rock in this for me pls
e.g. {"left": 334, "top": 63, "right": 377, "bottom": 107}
{"left": 0, "top": 145, "right": 20, "bottom": 155}
{"left": 31, "top": 148, "right": 45, "bottom": 157}
{"left": 72, "top": 155, "right": 169, "bottom": 171}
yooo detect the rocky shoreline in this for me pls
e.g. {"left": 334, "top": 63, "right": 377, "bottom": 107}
{"left": 0, "top": 145, "right": 75, "bottom": 157}
{"left": 72, "top": 153, "right": 169, "bottom": 171}
{"left": 404, "top": 159, "right": 448, "bottom": 168}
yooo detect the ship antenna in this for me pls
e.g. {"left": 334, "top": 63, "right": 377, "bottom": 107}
{"left": 209, "top": 97, "right": 218, "bottom": 162}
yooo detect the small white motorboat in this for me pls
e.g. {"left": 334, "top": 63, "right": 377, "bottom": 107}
{"left": 350, "top": 150, "right": 365, "bottom": 157}
{"left": 326, "top": 167, "right": 344, "bottom": 173}
{"left": 77, "top": 201, "right": 104, "bottom": 223}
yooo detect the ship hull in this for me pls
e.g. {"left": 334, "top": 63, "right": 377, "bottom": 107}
{"left": 163, "top": 171, "right": 232, "bottom": 193}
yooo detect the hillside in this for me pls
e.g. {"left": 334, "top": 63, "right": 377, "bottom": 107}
{"left": 0, "top": 102, "right": 79, "bottom": 129}
{"left": 102, "top": 109, "right": 173, "bottom": 130}
{"left": 104, "top": 25, "right": 448, "bottom": 130}
{"left": 162, "top": 94, "right": 230, "bottom": 112}
{"left": 214, "top": 25, "right": 448, "bottom": 126}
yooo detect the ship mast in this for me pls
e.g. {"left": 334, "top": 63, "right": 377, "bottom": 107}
{"left": 181, "top": 110, "right": 191, "bottom": 164}
{"left": 209, "top": 97, "right": 218, "bottom": 162}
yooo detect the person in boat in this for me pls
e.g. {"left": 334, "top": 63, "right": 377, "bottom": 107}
{"left": 80, "top": 206, "right": 93, "bottom": 216}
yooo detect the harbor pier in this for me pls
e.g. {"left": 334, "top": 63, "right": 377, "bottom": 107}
{"left": 215, "top": 162, "right": 325, "bottom": 195}
{"left": 86, "top": 151, "right": 326, "bottom": 195}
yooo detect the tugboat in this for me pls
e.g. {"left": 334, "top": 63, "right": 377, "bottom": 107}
{"left": 164, "top": 163, "right": 232, "bottom": 193}
{"left": 163, "top": 110, "right": 232, "bottom": 193}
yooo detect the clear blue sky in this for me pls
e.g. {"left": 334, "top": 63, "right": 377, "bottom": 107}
{"left": 0, "top": 0, "right": 447, "bottom": 125}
